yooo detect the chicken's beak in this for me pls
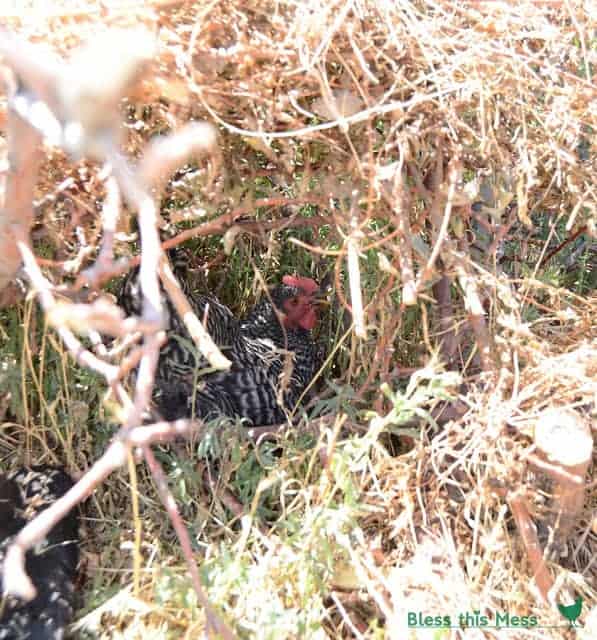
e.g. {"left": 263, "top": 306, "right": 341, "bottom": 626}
{"left": 310, "top": 291, "right": 328, "bottom": 305}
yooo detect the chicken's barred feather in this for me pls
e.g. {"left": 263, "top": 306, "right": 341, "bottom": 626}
{"left": 118, "top": 254, "right": 324, "bottom": 425}
{"left": 0, "top": 466, "right": 79, "bottom": 640}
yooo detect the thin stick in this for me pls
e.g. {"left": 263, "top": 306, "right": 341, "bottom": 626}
{"left": 160, "top": 257, "right": 232, "bottom": 370}
{"left": 347, "top": 214, "right": 366, "bottom": 339}
{"left": 18, "top": 240, "right": 121, "bottom": 383}
{"left": 143, "top": 446, "right": 236, "bottom": 640}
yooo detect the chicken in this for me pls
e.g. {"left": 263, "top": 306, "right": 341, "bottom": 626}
{"left": 118, "top": 260, "right": 323, "bottom": 425}
{"left": 189, "top": 275, "right": 324, "bottom": 425}
{"left": 0, "top": 466, "right": 79, "bottom": 640}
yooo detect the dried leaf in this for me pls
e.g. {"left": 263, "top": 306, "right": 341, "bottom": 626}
{"left": 312, "top": 89, "right": 363, "bottom": 121}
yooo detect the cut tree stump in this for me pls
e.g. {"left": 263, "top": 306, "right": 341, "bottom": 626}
{"left": 532, "top": 408, "right": 593, "bottom": 553}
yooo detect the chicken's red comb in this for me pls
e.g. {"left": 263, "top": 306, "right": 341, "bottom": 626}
{"left": 283, "top": 274, "right": 319, "bottom": 294}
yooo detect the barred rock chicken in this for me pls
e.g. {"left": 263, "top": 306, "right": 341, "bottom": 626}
{"left": 0, "top": 466, "right": 79, "bottom": 640}
{"left": 119, "top": 258, "right": 323, "bottom": 425}
{"left": 189, "top": 276, "right": 323, "bottom": 425}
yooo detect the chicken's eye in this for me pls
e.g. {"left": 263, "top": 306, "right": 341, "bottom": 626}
{"left": 289, "top": 298, "right": 299, "bottom": 307}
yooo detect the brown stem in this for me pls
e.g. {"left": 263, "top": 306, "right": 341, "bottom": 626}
{"left": 539, "top": 225, "right": 587, "bottom": 268}
{"left": 508, "top": 491, "right": 554, "bottom": 603}
{"left": 390, "top": 152, "right": 417, "bottom": 305}
{"left": 432, "top": 269, "right": 459, "bottom": 368}
{"left": 144, "top": 446, "right": 236, "bottom": 639}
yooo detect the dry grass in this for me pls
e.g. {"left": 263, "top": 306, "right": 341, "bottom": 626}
{"left": 0, "top": 1, "right": 596, "bottom": 638}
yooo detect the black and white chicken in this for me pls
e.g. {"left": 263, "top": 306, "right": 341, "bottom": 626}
{"left": 119, "top": 259, "right": 324, "bottom": 425}
{"left": 0, "top": 466, "right": 79, "bottom": 640}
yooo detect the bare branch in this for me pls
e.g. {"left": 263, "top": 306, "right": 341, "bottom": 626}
{"left": 144, "top": 446, "right": 237, "bottom": 639}
{"left": 346, "top": 205, "right": 366, "bottom": 339}
{"left": 138, "top": 122, "right": 219, "bottom": 192}
{"left": 81, "top": 174, "right": 121, "bottom": 284}
{"left": 416, "top": 149, "right": 457, "bottom": 290}
{"left": 18, "top": 240, "right": 121, "bottom": 383}
{"left": 160, "top": 257, "right": 232, "bottom": 370}
{"left": 47, "top": 298, "right": 163, "bottom": 338}
{"left": 391, "top": 159, "right": 417, "bottom": 306}
{"left": 1, "top": 34, "right": 227, "bottom": 637}
{"left": 0, "top": 91, "right": 44, "bottom": 289}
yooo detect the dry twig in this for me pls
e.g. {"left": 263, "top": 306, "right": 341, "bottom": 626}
{"left": 0, "top": 30, "right": 235, "bottom": 637}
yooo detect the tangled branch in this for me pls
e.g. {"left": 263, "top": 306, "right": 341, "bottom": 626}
{"left": 0, "top": 29, "right": 234, "bottom": 638}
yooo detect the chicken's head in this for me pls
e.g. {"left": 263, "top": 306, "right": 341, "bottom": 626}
{"left": 274, "top": 275, "right": 320, "bottom": 331}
